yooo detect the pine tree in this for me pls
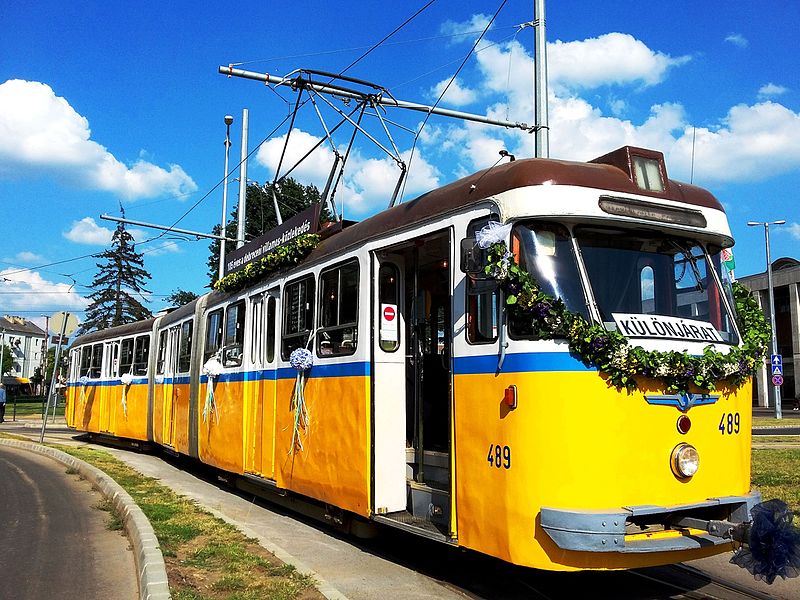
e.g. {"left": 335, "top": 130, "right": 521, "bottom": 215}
{"left": 207, "top": 178, "right": 331, "bottom": 285}
{"left": 79, "top": 223, "right": 152, "bottom": 333}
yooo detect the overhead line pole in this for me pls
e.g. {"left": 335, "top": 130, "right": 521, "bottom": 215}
{"left": 218, "top": 66, "right": 535, "bottom": 132}
{"left": 100, "top": 215, "right": 239, "bottom": 243}
{"left": 534, "top": 0, "right": 550, "bottom": 158}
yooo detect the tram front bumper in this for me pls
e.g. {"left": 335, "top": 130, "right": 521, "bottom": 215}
{"left": 540, "top": 492, "right": 761, "bottom": 553}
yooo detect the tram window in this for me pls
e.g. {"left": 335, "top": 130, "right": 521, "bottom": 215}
{"left": 466, "top": 217, "right": 499, "bottom": 344}
{"left": 178, "top": 320, "right": 193, "bottom": 373}
{"left": 133, "top": 336, "right": 149, "bottom": 376}
{"left": 79, "top": 346, "right": 92, "bottom": 378}
{"left": 266, "top": 295, "right": 276, "bottom": 363}
{"left": 379, "top": 263, "right": 400, "bottom": 352}
{"left": 317, "top": 261, "right": 359, "bottom": 357}
{"left": 204, "top": 309, "right": 223, "bottom": 361}
{"left": 89, "top": 344, "right": 103, "bottom": 378}
{"left": 223, "top": 301, "right": 246, "bottom": 367}
{"left": 156, "top": 330, "right": 168, "bottom": 374}
{"left": 509, "top": 222, "right": 588, "bottom": 338}
{"left": 250, "top": 295, "right": 263, "bottom": 365}
{"left": 120, "top": 338, "right": 134, "bottom": 374}
{"left": 282, "top": 275, "right": 315, "bottom": 359}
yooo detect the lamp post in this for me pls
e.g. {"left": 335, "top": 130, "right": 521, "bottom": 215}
{"left": 747, "top": 220, "right": 785, "bottom": 419}
{"left": 218, "top": 114, "right": 234, "bottom": 281}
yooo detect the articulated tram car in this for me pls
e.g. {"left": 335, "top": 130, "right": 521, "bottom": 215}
{"left": 67, "top": 146, "right": 759, "bottom": 572}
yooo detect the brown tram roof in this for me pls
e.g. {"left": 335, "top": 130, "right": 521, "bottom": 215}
{"left": 72, "top": 318, "right": 155, "bottom": 348}
{"left": 308, "top": 149, "right": 723, "bottom": 262}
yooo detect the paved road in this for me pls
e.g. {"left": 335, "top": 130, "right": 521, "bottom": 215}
{"left": 0, "top": 445, "right": 138, "bottom": 600}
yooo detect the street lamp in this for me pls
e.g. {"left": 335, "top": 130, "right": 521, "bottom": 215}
{"left": 218, "top": 114, "right": 234, "bottom": 281}
{"left": 747, "top": 219, "right": 786, "bottom": 419}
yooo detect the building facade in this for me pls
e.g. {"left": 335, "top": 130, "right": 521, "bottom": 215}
{"left": 0, "top": 315, "right": 47, "bottom": 391}
{"left": 738, "top": 258, "right": 800, "bottom": 408}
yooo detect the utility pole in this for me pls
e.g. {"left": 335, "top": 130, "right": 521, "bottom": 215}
{"left": 236, "top": 108, "right": 249, "bottom": 249}
{"left": 534, "top": 0, "right": 550, "bottom": 158}
{"left": 219, "top": 115, "right": 234, "bottom": 281}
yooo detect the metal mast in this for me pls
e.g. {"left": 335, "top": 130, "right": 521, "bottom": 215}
{"left": 534, "top": 0, "right": 550, "bottom": 158}
{"left": 236, "top": 108, "right": 249, "bottom": 249}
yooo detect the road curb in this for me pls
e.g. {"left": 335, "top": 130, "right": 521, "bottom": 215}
{"left": 0, "top": 438, "right": 170, "bottom": 600}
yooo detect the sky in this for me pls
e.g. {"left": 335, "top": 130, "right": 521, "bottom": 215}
{"left": 1, "top": 0, "right": 798, "bottom": 332}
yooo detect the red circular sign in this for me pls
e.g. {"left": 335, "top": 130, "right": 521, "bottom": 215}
{"left": 772, "top": 375, "right": 784, "bottom": 387}
{"left": 383, "top": 306, "right": 396, "bottom": 321}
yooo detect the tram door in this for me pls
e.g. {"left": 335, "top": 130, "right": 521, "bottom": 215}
{"left": 99, "top": 341, "right": 117, "bottom": 433}
{"left": 161, "top": 326, "right": 180, "bottom": 448}
{"left": 244, "top": 289, "right": 279, "bottom": 479}
{"left": 373, "top": 232, "right": 453, "bottom": 533}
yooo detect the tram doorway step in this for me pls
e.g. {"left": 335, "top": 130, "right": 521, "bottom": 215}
{"left": 405, "top": 447, "right": 450, "bottom": 487}
{"left": 374, "top": 508, "right": 451, "bottom": 542}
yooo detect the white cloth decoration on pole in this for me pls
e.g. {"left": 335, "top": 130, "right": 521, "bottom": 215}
{"left": 120, "top": 372, "right": 134, "bottom": 417}
{"left": 202, "top": 357, "right": 223, "bottom": 423}
{"left": 79, "top": 375, "right": 89, "bottom": 403}
{"left": 475, "top": 221, "right": 511, "bottom": 248}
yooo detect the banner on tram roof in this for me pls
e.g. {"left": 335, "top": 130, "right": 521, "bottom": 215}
{"left": 612, "top": 313, "right": 723, "bottom": 343}
{"left": 224, "top": 204, "right": 321, "bottom": 276}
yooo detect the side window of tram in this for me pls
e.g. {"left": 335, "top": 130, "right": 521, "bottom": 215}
{"left": 465, "top": 217, "right": 499, "bottom": 344}
{"left": 204, "top": 309, "right": 223, "bottom": 361}
{"left": 178, "top": 320, "right": 193, "bottom": 373}
{"left": 250, "top": 295, "right": 263, "bottom": 365}
{"left": 318, "top": 261, "right": 359, "bottom": 357}
{"left": 120, "top": 338, "right": 134, "bottom": 374}
{"left": 133, "top": 336, "right": 149, "bottom": 376}
{"left": 156, "top": 330, "right": 168, "bottom": 374}
{"left": 89, "top": 343, "right": 103, "bottom": 378}
{"left": 379, "top": 263, "right": 400, "bottom": 352}
{"left": 223, "top": 301, "right": 246, "bottom": 367}
{"left": 282, "top": 276, "right": 315, "bottom": 359}
{"left": 266, "top": 295, "right": 277, "bottom": 364}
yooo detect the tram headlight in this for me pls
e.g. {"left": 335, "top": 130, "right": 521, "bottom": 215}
{"left": 670, "top": 443, "right": 700, "bottom": 479}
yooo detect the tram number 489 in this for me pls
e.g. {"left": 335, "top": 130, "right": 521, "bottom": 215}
{"left": 487, "top": 444, "right": 511, "bottom": 469}
{"left": 719, "top": 412, "right": 740, "bottom": 435}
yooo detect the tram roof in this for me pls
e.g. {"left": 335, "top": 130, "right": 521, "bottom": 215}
{"left": 309, "top": 147, "right": 723, "bottom": 262}
{"left": 72, "top": 318, "right": 155, "bottom": 348}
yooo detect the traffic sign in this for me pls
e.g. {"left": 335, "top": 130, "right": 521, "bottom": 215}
{"left": 772, "top": 374, "right": 784, "bottom": 386}
{"left": 50, "top": 311, "right": 79, "bottom": 336}
{"left": 771, "top": 354, "right": 783, "bottom": 367}
{"left": 772, "top": 365, "right": 784, "bottom": 376}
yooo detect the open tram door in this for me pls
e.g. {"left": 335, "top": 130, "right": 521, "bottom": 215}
{"left": 372, "top": 232, "right": 454, "bottom": 540}
{"left": 161, "top": 326, "right": 180, "bottom": 448}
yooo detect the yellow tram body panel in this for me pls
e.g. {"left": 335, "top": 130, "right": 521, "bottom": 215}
{"left": 153, "top": 380, "right": 191, "bottom": 453}
{"left": 198, "top": 378, "right": 246, "bottom": 474}
{"left": 274, "top": 371, "right": 372, "bottom": 517}
{"left": 453, "top": 357, "right": 752, "bottom": 571}
{"left": 66, "top": 381, "right": 149, "bottom": 441}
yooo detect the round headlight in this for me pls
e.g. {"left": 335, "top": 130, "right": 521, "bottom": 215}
{"left": 671, "top": 443, "right": 700, "bottom": 479}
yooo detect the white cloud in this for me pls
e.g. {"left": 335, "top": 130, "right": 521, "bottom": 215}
{"left": 4, "top": 251, "right": 45, "bottom": 264}
{"left": 0, "top": 268, "right": 89, "bottom": 313}
{"left": 547, "top": 33, "right": 691, "bottom": 91}
{"left": 440, "top": 14, "right": 493, "bottom": 41}
{"left": 255, "top": 129, "right": 337, "bottom": 187}
{"left": 788, "top": 223, "right": 800, "bottom": 240}
{"left": 64, "top": 217, "right": 114, "bottom": 245}
{"left": 758, "top": 83, "right": 788, "bottom": 98}
{"left": 0, "top": 79, "right": 197, "bottom": 199}
{"left": 430, "top": 78, "right": 478, "bottom": 107}
{"left": 725, "top": 33, "right": 748, "bottom": 48}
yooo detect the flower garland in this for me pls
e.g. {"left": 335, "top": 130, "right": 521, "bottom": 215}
{"left": 214, "top": 234, "right": 320, "bottom": 293}
{"left": 288, "top": 347, "right": 313, "bottom": 454}
{"left": 484, "top": 242, "right": 770, "bottom": 394}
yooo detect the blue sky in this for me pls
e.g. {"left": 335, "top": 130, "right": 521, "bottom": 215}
{"left": 1, "top": 1, "right": 798, "bottom": 330}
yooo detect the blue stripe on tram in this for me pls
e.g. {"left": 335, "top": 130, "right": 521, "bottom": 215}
{"left": 453, "top": 352, "right": 595, "bottom": 375}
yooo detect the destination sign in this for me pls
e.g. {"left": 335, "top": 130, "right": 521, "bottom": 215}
{"left": 224, "top": 204, "right": 321, "bottom": 276}
{"left": 612, "top": 313, "right": 723, "bottom": 343}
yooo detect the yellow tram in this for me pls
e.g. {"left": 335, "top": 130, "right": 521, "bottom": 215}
{"left": 67, "top": 145, "right": 770, "bottom": 572}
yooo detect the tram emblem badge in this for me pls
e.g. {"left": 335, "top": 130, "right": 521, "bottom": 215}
{"left": 644, "top": 393, "right": 720, "bottom": 412}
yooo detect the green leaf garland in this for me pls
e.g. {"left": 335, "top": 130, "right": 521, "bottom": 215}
{"left": 213, "top": 234, "right": 320, "bottom": 293}
{"left": 485, "top": 242, "right": 770, "bottom": 394}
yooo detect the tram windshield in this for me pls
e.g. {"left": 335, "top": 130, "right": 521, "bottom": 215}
{"left": 574, "top": 226, "right": 739, "bottom": 344}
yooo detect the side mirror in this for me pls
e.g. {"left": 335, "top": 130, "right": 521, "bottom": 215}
{"left": 460, "top": 237, "right": 485, "bottom": 274}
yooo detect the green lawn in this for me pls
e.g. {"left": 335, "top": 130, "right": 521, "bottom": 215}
{"left": 3, "top": 395, "right": 64, "bottom": 418}
{"left": 751, "top": 448, "right": 800, "bottom": 513}
{"left": 752, "top": 417, "right": 800, "bottom": 428}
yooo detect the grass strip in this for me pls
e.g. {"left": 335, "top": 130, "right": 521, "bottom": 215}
{"left": 751, "top": 448, "right": 800, "bottom": 514}
{"left": 50, "top": 445, "right": 321, "bottom": 600}
{"left": 752, "top": 417, "right": 800, "bottom": 428}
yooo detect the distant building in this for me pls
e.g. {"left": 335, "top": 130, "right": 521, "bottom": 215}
{"left": 738, "top": 258, "right": 800, "bottom": 408}
{"left": 0, "top": 315, "right": 47, "bottom": 392}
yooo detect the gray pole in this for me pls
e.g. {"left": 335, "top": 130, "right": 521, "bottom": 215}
{"left": 765, "top": 223, "right": 782, "bottom": 419}
{"left": 0, "top": 328, "right": 5, "bottom": 383}
{"left": 40, "top": 315, "right": 68, "bottom": 443}
{"left": 236, "top": 108, "right": 249, "bottom": 249}
{"left": 534, "top": 0, "right": 550, "bottom": 158}
{"left": 219, "top": 115, "right": 233, "bottom": 280}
